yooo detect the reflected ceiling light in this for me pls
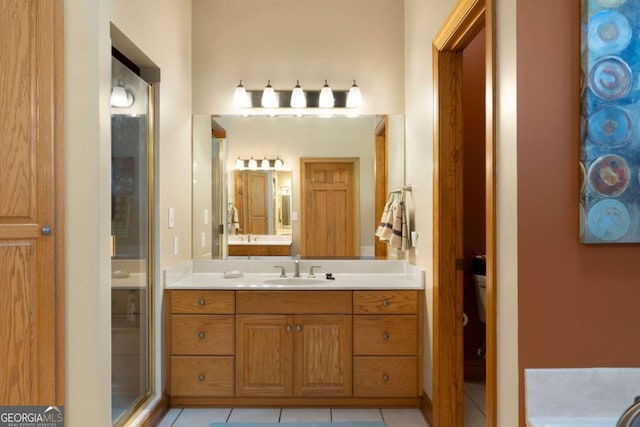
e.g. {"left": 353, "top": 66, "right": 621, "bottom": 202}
{"left": 248, "top": 156, "right": 258, "bottom": 169}
{"left": 318, "top": 80, "right": 334, "bottom": 108}
{"left": 111, "top": 79, "right": 134, "bottom": 108}
{"left": 233, "top": 80, "right": 250, "bottom": 108}
{"left": 234, "top": 156, "right": 245, "bottom": 170}
{"left": 261, "top": 80, "right": 278, "bottom": 108}
{"left": 290, "top": 80, "right": 306, "bottom": 108}
{"left": 261, "top": 157, "right": 270, "bottom": 169}
{"left": 274, "top": 157, "right": 284, "bottom": 170}
{"left": 346, "top": 80, "right": 362, "bottom": 108}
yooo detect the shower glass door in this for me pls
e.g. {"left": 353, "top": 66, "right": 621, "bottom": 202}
{"left": 110, "top": 54, "right": 154, "bottom": 424}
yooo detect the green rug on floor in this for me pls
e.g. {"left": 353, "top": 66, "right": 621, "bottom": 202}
{"left": 209, "top": 423, "right": 386, "bottom": 427}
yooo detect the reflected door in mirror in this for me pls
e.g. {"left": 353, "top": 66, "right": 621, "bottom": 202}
{"left": 234, "top": 170, "right": 269, "bottom": 234}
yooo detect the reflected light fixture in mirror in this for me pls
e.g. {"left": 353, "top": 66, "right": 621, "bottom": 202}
{"left": 111, "top": 79, "right": 135, "bottom": 108}
{"left": 248, "top": 156, "right": 258, "bottom": 169}
{"left": 261, "top": 80, "right": 278, "bottom": 108}
{"left": 234, "top": 156, "right": 244, "bottom": 170}
{"left": 319, "top": 79, "right": 335, "bottom": 108}
{"left": 261, "top": 157, "right": 270, "bottom": 169}
{"left": 290, "top": 80, "right": 306, "bottom": 108}
{"left": 274, "top": 157, "right": 284, "bottom": 170}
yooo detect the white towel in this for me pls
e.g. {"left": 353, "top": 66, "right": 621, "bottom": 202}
{"left": 375, "top": 194, "right": 396, "bottom": 241}
{"left": 376, "top": 194, "right": 410, "bottom": 251}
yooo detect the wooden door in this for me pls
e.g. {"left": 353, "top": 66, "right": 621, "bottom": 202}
{"left": 374, "top": 117, "right": 388, "bottom": 258}
{"left": 294, "top": 315, "right": 352, "bottom": 397}
{"left": 235, "top": 315, "right": 293, "bottom": 397}
{"left": 300, "top": 158, "right": 359, "bottom": 257}
{"left": 0, "top": 0, "right": 63, "bottom": 406}
{"left": 234, "top": 171, "right": 269, "bottom": 234}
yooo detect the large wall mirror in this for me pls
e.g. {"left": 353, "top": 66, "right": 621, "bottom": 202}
{"left": 192, "top": 114, "right": 405, "bottom": 259}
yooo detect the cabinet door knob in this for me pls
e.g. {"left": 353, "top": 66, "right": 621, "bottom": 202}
{"left": 198, "top": 332, "right": 205, "bottom": 339}
{"left": 286, "top": 325, "right": 292, "bottom": 332}
{"left": 382, "top": 299, "right": 389, "bottom": 307}
{"left": 296, "top": 325, "right": 302, "bottom": 332}
{"left": 198, "top": 299, "right": 206, "bottom": 306}
{"left": 198, "top": 374, "right": 205, "bottom": 382}
{"left": 383, "top": 332, "right": 390, "bottom": 340}
{"left": 382, "top": 374, "right": 389, "bottom": 382}
{"left": 41, "top": 225, "right": 52, "bottom": 235}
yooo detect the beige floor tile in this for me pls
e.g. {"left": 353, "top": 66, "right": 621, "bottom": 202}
{"left": 227, "top": 408, "right": 281, "bottom": 423}
{"left": 381, "top": 408, "right": 429, "bottom": 427}
{"left": 280, "top": 408, "right": 331, "bottom": 422}
{"left": 331, "top": 408, "right": 383, "bottom": 422}
{"left": 172, "top": 408, "right": 231, "bottom": 426}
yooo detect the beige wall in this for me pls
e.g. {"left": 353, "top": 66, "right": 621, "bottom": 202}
{"left": 192, "top": 0, "right": 404, "bottom": 115}
{"left": 65, "top": 0, "right": 192, "bottom": 425}
{"left": 404, "top": 0, "right": 520, "bottom": 424}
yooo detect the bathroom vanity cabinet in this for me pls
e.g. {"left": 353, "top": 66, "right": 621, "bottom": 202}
{"left": 165, "top": 289, "right": 423, "bottom": 407}
{"left": 228, "top": 244, "right": 290, "bottom": 256}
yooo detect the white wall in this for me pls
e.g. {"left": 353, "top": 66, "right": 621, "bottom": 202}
{"left": 404, "top": 0, "right": 520, "bottom": 424}
{"left": 65, "top": 0, "right": 192, "bottom": 425}
{"left": 227, "top": 116, "right": 376, "bottom": 255}
{"left": 404, "top": 0, "right": 457, "bottom": 399}
{"left": 193, "top": 115, "right": 213, "bottom": 259}
{"left": 192, "top": 0, "right": 405, "bottom": 115}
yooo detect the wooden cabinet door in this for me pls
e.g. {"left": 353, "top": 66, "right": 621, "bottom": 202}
{"left": 294, "top": 315, "right": 352, "bottom": 397}
{"left": 235, "top": 315, "right": 293, "bottom": 397}
{"left": 0, "top": 0, "right": 63, "bottom": 406}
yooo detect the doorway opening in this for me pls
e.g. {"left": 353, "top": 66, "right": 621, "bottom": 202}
{"left": 431, "top": 0, "right": 496, "bottom": 426}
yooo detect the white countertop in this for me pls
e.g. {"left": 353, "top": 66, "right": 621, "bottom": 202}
{"left": 527, "top": 417, "right": 617, "bottom": 427}
{"left": 164, "top": 259, "right": 425, "bottom": 290}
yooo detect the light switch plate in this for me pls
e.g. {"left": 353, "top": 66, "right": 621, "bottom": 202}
{"left": 292, "top": 211, "right": 298, "bottom": 221}
{"left": 173, "top": 236, "right": 179, "bottom": 255}
{"left": 168, "top": 207, "right": 175, "bottom": 228}
{"left": 204, "top": 209, "right": 209, "bottom": 225}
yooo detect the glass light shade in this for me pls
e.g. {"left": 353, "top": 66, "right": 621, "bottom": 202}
{"left": 261, "top": 157, "right": 270, "bottom": 169}
{"left": 233, "top": 80, "right": 250, "bottom": 108}
{"left": 290, "top": 80, "right": 306, "bottom": 108}
{"left": 346, "top": 80, "right": 363, "bottom": 108}
{"left": 261, "top": 80, "right": 278, "bottom": 108}
{"left": 319, "top": 80, "right": 334, "bottom": 108}
{"left": 234, "top": 157, "right": 245, "bottom": 170}
{"left": 248, "top": 157, "right": 258, "bottom": 169}
{"left": 111, "top": 80, "right": 134, "bottom": 108}
{"left": 274, "top": 157, "right": 284, "bottom": 170}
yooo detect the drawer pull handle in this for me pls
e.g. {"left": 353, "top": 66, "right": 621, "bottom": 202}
{"left": 383, "top": 332, "right": 390, "bottom": 340}
{"left": 198, "top": 299, "right": 206, "bottom": 306}
{"left": 286, "top": 325, "right": 292, "bottom": 332}
{"left": 296, "top": 325, "right": 302, "bottom": 332}
{"left": 383, "top": 374, "right": 389, "bottom": 382}
{"left": 198, "top": 332, "right": 205, "bottom": 339}
{"left": 198, "top": 374, "right": 205, "bottom": 382}
{"left": 382, "top": 299, "right": 389, "bottom": 307}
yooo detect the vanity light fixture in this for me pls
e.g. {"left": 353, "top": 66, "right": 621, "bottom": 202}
{"left": 346, "top": 80, "right": 363, "bottom": 108}
{"left": 318, "top": 79, "right": 335, "bottom": 108}
{"left": 290, "top": 80, "right": 306, "bottom": 108}
{"left": 111, "top": 79, "right": 134, "bottom": 108}
{"left": 260, "top": 157, "right": 270, "bottom": 169}
{"left": 233, "top": 157, "right": 286, "bottom": 171}
{"left": 247, "top": 156, "right": 258, "bottom": 170}
{"left": 234, "top": 156, "right": 245, "bottom": 170}
{"left": 261, "top": 80, "right": 278, "bottom": 108}
{"left": 233, "top": 80, "right": 250, "bottom": 108}
{"left": 274, "top": 157, "right": 284, "bottom": 170}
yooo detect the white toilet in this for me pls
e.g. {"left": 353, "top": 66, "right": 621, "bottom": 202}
{"left": 473, "top": 273, "right": 487, "bottom": 323}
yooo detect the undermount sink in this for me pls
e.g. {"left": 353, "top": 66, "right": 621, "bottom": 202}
{"left": 262, "top": 278, "right": 327, "bottom": 285}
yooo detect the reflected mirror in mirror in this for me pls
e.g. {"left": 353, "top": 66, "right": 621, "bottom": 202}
{"left": 192, "top": 114, "right": 405, "bottom": 259}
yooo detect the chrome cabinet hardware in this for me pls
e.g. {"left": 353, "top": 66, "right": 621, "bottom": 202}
{"left": 383, "top": 332, "right": 390, "bottom": 340}
{"left": 198, "top": 299, "right": 206, "bottom": 306}
{"left": 296, "top": 325, "right": 302, "bottom": 332}
{"left": 382, "top": 374, "right": 389, "bottom": 382}
{"left": 198, "top": 374, "right": 205, "bottom": 382}
{"left": 198, "top": 332, "right": 205, "bottom": 339}
{"left": 41, "top": 225, "right": 52, "bottom": 235}
{"left": 286, "top": 325, "right": 292, "bottom": 332}
{"left": 382, "top": 299, "right": 389, "bottom": 307}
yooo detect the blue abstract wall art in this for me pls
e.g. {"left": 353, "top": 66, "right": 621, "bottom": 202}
{"left": 581, "top": 0, "right": 640, "bottom": 243}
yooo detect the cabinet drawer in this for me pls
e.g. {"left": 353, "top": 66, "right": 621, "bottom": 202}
{"left": 170, "top": 356, "right": 234, "bottom": 397}
{"left": 268, "top": 245, "right": 290, "bottom": 256}
{"left": 353, "top": 315, "right": 417, "bottom": 355}
{"left": 237, "top": 291, "right": 352, "bottom": 314}
{"left": 353, "top": 291, "right": 417, "bottom": 314}
{"left": 228, "top": 245, "right": 269, "bottom": 256}
{"left": 170, "top": 290, "right": 235, "bottom": 314}
{"left": 171, "top": 315, "right": 234, "bottom": 355}
{"left": 353, "top": 356, "right": 417, "bottom": 397}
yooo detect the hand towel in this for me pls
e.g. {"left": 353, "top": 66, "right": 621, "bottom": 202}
{"left": 389, "top": 199, "right": 409, "bottom": 250}
{"left": 375, "top": 194, "right": 396, "bottom": 241}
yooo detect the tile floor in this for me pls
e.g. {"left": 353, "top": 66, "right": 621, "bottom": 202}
{"left": 464, "top": 381, "right": 486, "bottom": 427}
{"left": 157, "top": 382, "right": 485, "bottom": 427}
{"left": 158, "top": 407, "right": 429, "bottom": 427}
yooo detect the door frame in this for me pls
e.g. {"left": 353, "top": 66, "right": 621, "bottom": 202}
{"left": 431, "top": 0, "right": 496, "bottom": 426}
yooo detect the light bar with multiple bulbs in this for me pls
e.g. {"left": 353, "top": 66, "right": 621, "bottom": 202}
{"left": 233, "top": 80, "right": 363, "bottom": 109}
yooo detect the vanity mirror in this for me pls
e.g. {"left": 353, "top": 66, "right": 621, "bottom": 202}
{"left": 192, "top": 114, "right": 405, "bottom": 259}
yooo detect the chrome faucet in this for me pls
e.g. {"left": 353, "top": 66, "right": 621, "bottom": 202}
{"left": 617, "top": 396, "right": 640, "bottom": 427}
{"left": 293, "top": 255, "right": 300, "bottom": 278}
